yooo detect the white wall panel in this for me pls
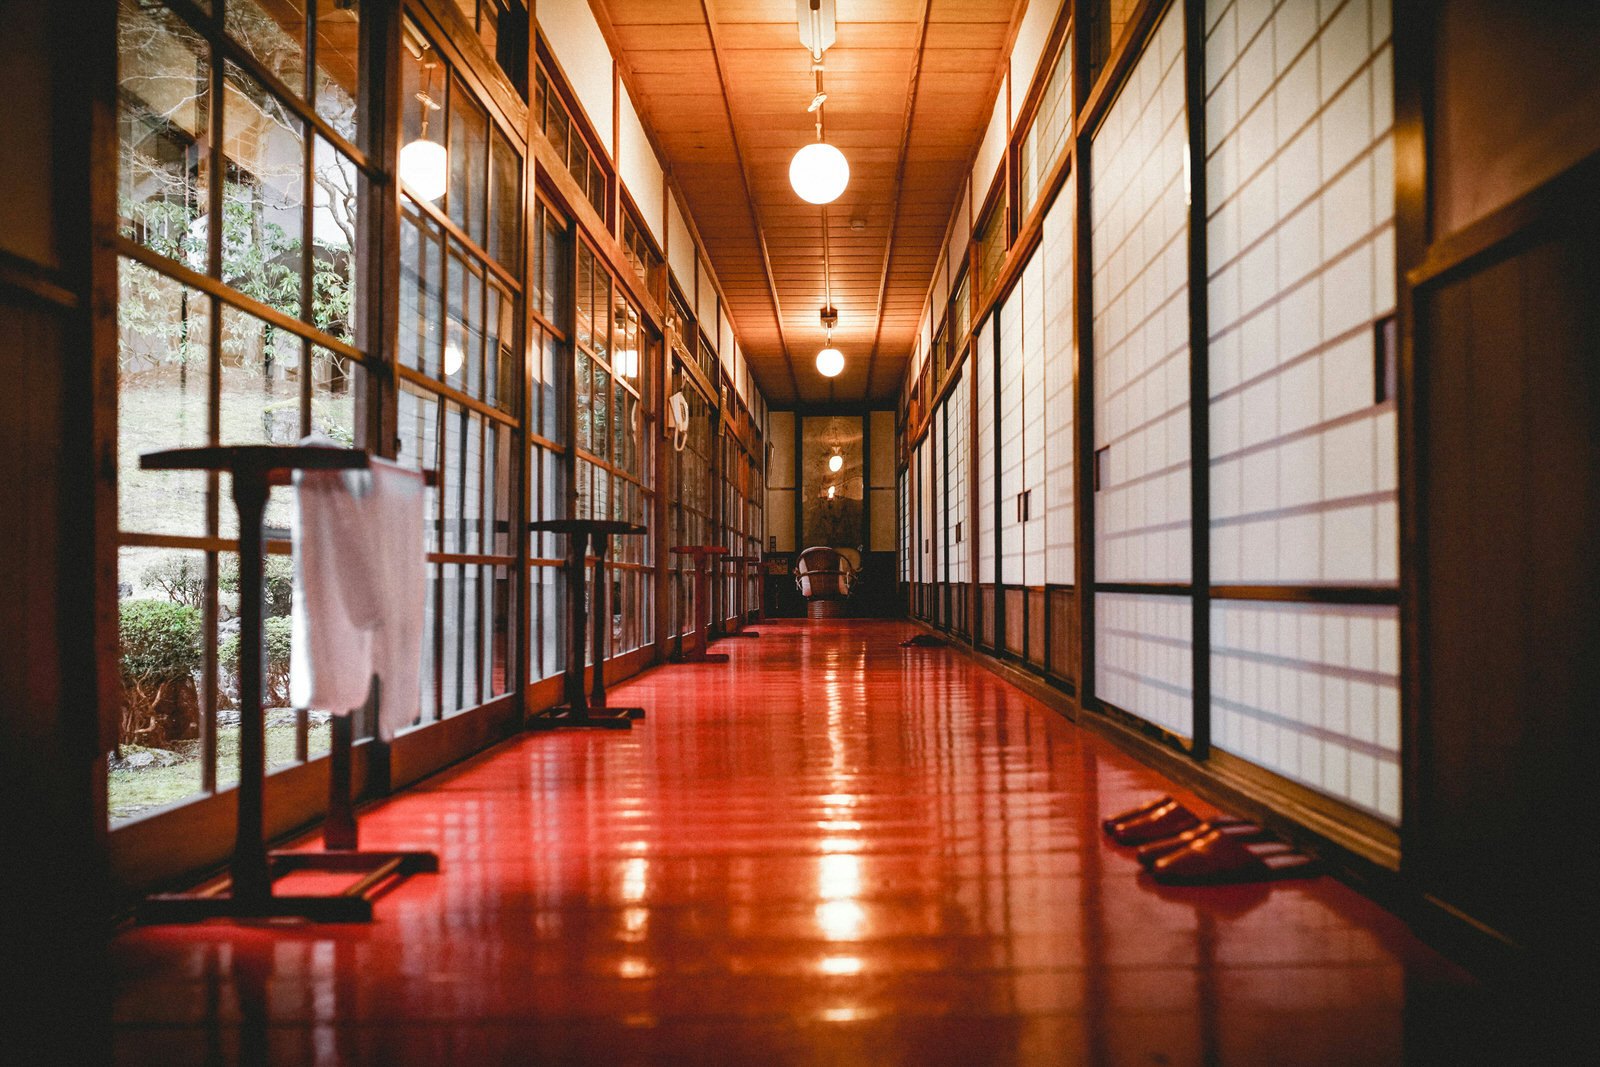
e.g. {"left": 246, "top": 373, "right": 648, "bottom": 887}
{"left": 616, "top": 83, "right": 664, "bottom": 244}
{"left": 973, "top": 87, "right": 1009, "bottom": 203}
{"left": 1096, "top": 592, "right": 1194, "bottom": 738}
{"left": 537, "top": 0, "right": 614, "bottom": 155}
{"left": 1043, "top": 172, "right": 1077, "bottom": 585}
{"left": 1211, "top": 600, "right": 1400, "bottom": 821}
{"left": 1091, "top": 2, "right": 1191, "bottom": 585}
{"left": 1204, "top": 0, "right": 1397, "bottom": 586}
{"left": 667, "top": 194, "right": 694, "bottom": 298}
{"left": 1010, "top": 0, "right": 1059, "bottom": 107}
{"left": 697, "top": 259, "right": 717, "bottom": 344}
{"left": 976, "top": 316, "right": 996, "bottom": 583}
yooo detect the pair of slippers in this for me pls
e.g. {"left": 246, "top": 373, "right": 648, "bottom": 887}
{"left": 1102, "top": 796, "right": 1318, "bottom": 885}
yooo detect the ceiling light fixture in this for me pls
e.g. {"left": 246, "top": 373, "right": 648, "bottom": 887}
{"left": 790, "top": 4, "right": 848, "bottom": 205}
{"left": 828, "top": 453, "right": 844, "bottom": 473}
{"left": 816, "top": 304, "right": 844, "bottom": 378}
{"left": 399, "top": 47, "right": 447, "bottom": 202}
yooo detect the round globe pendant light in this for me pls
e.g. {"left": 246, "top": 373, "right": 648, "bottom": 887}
{"left": 815, "top": 346, "right": 845, "bottom": 378}
{"left": 400, "top": 139, "right": 448, "bottom": 202}
{"left": 790, "top": 141, "right": 849, "bottom": 205}
{"left": 827, "top": 453, "right": 843, "bottom": 473}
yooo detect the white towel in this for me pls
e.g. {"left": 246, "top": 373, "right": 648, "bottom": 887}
{"left": 289, "top": 442, "right": 427, "bottom": 741}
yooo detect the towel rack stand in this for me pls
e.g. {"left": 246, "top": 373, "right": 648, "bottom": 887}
{"left": 133, "top": 445, "right": 438, "bottom": 924}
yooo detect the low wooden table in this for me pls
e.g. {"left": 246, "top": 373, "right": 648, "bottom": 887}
{"left": 670, "top": 545, "right": 730, "bottom": 663}
{"left": 529, "top": 519, "right": 648, "bottom": 729}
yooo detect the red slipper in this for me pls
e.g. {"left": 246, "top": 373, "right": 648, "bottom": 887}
{"left": 1108, "top": 799, "right": 1203, "bottom": 845}
{"left": 1135, "top": 819, "right": 1265, "bottom": 869}
{"left": 1149, "top": 827, "right": 1318, "bottom": 885}
{"left": 1101, "top": 795, "right": 1174, "bottom": 837}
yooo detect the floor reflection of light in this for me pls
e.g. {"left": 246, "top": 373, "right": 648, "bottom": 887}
{"left": 819, "top": 836, "right": 862, "bottom": 854}
{"left": 817, "top": 819, "right": 862, "bottom": 832}
{"left": 618, "top": 957, "right": 653, "bottom": 979}
{"left": 620, "top": 906, "right": 649, "bottom": 941}
{"left": 819, "top": 852, "right": 861, "bottom": 898}
{"left": 819, "top": 1006, "right": 876, "bottom": 1023}
{"left": 819, "top": 954, "right": 863, "bottom": 976}
{"left": 816, "top": 899, "right": 866, "bottom": 940}
{"left": 821, "top": 793, "right": 858, "bottom": 807}
{"left": 621, "top": 857, "right": 648, "bottom": 903}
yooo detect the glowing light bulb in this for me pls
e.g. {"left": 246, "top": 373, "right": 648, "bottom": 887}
{"left": 828, "top": 454, "right": 843, "bottom": 473}
{"left": 444, "top": 339, "right": 464, "bottom": 376}
{"left": 399, "top": 139, "right": 448, "bottom": 202}
{"left": 790, "top": 142, "right": 850, "bottom": 205}
{"left": 827, "top": 485, "right": 837, "bottom": 500}
{"left": 816, "top": 347, "right": 845, "bottom": 377}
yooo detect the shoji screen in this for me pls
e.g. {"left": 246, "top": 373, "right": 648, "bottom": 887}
{"left": 998, "top": 292, "right": 1024, "bottom": 585}
{"left": 1021, "top": 254, "right": 1046, "bottom": 584}
{"left": 1204, "top": 0, "right": 1399, "bottom": 820}
{"left": 976, "top": 316, "right": 996, "bottom": 585}
{"left": 944, "top": 372, "right": 969, "bottom": 586}
{"left": 1090, "top": 2, "right": 1194, "bottom": 738}
{"left": 1043, "top": 173, "right": 1076, "bottom": 586}
{"left": 920, "top": 432, "right": 935, "bottom": 581}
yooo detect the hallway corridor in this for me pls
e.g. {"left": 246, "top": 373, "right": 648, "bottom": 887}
{"left": 111, "top": 620, "right": 1481, "bottom": 1065}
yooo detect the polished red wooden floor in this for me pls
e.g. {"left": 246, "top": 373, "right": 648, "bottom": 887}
{"left": 111, "top": 620, "right": 1482, "bottom": 1065}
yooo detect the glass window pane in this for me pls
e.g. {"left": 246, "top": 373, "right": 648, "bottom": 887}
{"left": 312, "top": 137, "right": 359, "bottom": 347}
{"left": 118, "top": 0, "right": 210, "bottom": 268}
{"left": 111, "top": 546, "right": 209, "bottom": 825}
{"left": 575, "top": 348, "right": 592, "bottom": 453}
{"left": 312, "top": 0, "right": 360, "bottom": 143}
{"left": 401, "top": 210, "right": 442, "bottom": 376}
{"left": 448, "top": 76, "right": 487, "bottom": 246}
{"left": 117, "top": 262, "right": 210, "bottom": 537}
{"left": 398, "top": 383, "right": 440, "bottom": 550}
{"left": 226, "top": 0, "right": 308, "bottom": 99}
{"left": 221, "top": 62, "right": 306, "bottom": 319}
{"left": 217, "top": 305, "right": 302, "bottom": 538}
{"left": 488, "top": 128, "right": 521, "bottom": 270}
{"left": 310, "top": 345, "right": 358, "bottom": 446}
{"left": 576, "top": 243, "right": 594, "bottom": 351}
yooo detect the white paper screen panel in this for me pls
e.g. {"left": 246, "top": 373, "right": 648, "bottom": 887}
{"left": 1090, "top": 2, "right": 1191, "bottom": 585}
{"left": 1204, "top": 0, "right": 1397, "bottom": 585}
{"left": 1096, "top": 592, "right": 1194, "bottom": 738}
{"left": 906, "top": 441, "right": 920, "bottom": 582}
{"left": 1043, "top": 173, "right": 1077, "bottom": 585}
{"left": 976, "top": 315, "right": 996, "bottom": 583}
{"left": 898, "top": 471, "right": 910, "bottom": 581}
{"left": 921, "top": 434, "right": 936, "bottom": 578}
{"left": 945, "top": 374, "right": 969, "bottom": 582}
{"left": 1211, "top": 601, "right": 1400, "bottom": 821}
{"left": 1021, "top": 253, "right": 1046, "bottom": 584}
{"left": 998, "top": 291, "right": 1024, "bottom": 585}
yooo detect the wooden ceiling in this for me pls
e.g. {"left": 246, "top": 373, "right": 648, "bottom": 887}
{"left": 590, "top": 0, "right": 1026, "bottom": 406}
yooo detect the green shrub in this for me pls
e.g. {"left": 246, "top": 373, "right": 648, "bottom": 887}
{"left": 221, "top": 615, "right": 294, "bottom": 707}
{"left": 119, "top": 599, "right": 202, "bottom": 746}
{"left": 220, "top": 554, "right": 294, "bottom": 617}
